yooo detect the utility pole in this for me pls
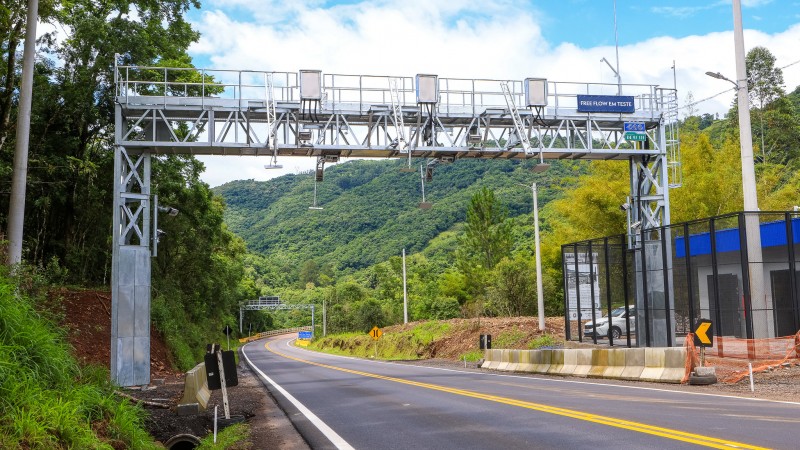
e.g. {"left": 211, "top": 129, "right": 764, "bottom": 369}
{"left": 402, "top": 248, "right": 408, "bottom": 324}
{"left": 613, "top": 0, "right": 622, "bottom": 95}
{"left": 6, "top": 0, "right": 38, "bottom": 267}
{"left": 532, "top": 183, "right": 545, "bottom": 331}
{"left": 732, "top": 0, "right": 766, "bottom": 338}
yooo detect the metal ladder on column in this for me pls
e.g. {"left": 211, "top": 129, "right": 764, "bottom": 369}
{"left": 264, "top": 73, "right": 281, "bottom": 168}
{"left": 389, "top": 77, "right": 408, "bottom": 153}
{"left": 658, "top": 88, "right": 682, "bottom": 188}
{"left": 500, "top": 81, "right": 532, "bottom": 154}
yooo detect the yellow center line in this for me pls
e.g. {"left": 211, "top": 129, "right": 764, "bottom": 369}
{"left": 266, "top": 341, "right": 767, "bottom": 450}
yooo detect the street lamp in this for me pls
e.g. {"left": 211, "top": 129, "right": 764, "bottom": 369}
{"left": 518, "top": 182, "right": 546, "bottom": 331}
{"left": 706, "top": 0, "right": 765, "bottom": 338}
{"left": 704, "top": 71, "right": 737, "bottom": 88}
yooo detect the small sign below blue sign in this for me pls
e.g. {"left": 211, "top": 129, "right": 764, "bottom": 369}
{"left": 577, "top": 95, "right": 635, "bottom": 113}
{"left": 298, "top": 331, "right": 312, "bottom": 339}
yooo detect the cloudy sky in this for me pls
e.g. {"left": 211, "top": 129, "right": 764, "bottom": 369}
{"left": 183, "top": 0, "right": 800, "bottom": 187}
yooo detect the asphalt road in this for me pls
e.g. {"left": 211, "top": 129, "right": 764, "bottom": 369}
{"left": 242, "top": 335, "right": 799, "bottom": 450}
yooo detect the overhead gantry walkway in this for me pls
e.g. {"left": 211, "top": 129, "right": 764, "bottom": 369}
{"left": 110, "top": 60, "right": 680, "bottom": 386}
{"left": 114, "top": 65, "right": 678, "bottom": 163}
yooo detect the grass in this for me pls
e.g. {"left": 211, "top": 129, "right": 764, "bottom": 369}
{"left": 459, "top": 349, "right": 485, "bottom": 362}
{"left": 197, "top": 423, "right": 250, "bottom": 449}
{"left": 528, "top": 334, "right": 560, "bottom": 349}
{"left": 493, "top": 327, "right": 527, "bottom": 348}
{"left": 0, "top": 269, "right": 159, "bottom": 449}
{"left": 308, "top": 321, "right": 452, "bottom": 361}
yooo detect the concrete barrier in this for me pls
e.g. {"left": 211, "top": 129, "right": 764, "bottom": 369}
{"left": 517, "top": 350, "right": 535, "bottom": 372}
{"left": 547, "top": 350, "right": 565, "bottom": 375}
{"left": 620, "top": 348, "right": 645, "bottom": 380}
{"left": 479, "top": 346, "right": 687, "bottom": 384}
{"left": 572, "top": 349, "right": 594, "bottom": 377}
{"left": 660, "top": 348, "right": 687, "bottom": 383}
{"left": 481, "top": 349, "right": 502, "bottom": 370}
{"left": 496, "top": 350, "right": 513, "bottom": 371}
{"left": 559, "top": 349, "right": 578, "bottom": 376}
{"left": 177, "top": 362, "right": 210, "bottom": 416}
{"left": 602, "top": 349, "right": 627, "bottom": 379}
{"left": 532, "top": 349, "right": 551, "bottom": 373}
{"left": 588, "top": 349, "right": 609, "bottom": 378}
{"left": 640, "top": 348, "right": 667, "bottom": 382}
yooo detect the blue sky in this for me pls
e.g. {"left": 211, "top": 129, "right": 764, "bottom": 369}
{"left": 183, "top": 0, "right": 800, "bottom": 186}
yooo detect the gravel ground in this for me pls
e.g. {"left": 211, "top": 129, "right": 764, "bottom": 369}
{"left": 126, "top": 359, "right": 309, "bottom": 449}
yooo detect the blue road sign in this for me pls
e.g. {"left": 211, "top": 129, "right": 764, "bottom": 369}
{"left": 577, "top": 95, "right": 635, "bottom": 113}
{"left": 298, "top": 331, "right": 312, "bottom": 339}
{"left": 624, "top": 122, "right": 645, "bottom": 132}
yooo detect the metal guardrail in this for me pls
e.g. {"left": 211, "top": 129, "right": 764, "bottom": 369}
{"left": 238, "top": 326, "right": 313, "bottom": 343}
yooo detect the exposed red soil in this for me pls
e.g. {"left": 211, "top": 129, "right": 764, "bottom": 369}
{"left": 50, "top": 287, "right": 177, "bottom": 379}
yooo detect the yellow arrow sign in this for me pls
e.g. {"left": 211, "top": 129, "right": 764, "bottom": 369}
{"left": 693, "top": 319, "right": 713, "bottom": 347}
{"left": 369, "top": 326, "right": 383, "bottom": 341}
{"left": 696, "top": 322, "right": 711, "bottom": 345}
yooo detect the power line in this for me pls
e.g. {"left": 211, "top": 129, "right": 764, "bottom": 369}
{"left": 681, "top": 87, "right": 735, "bottom": 111}
{"left": 681, "top": 57, "right": 800, "bottom": 112}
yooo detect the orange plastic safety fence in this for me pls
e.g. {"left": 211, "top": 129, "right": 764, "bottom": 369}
{"left": 722, "top": 330, "right": 800, "bottom": 384}
{"left": 681, "top": 333, "right": 699, "bottom": 384}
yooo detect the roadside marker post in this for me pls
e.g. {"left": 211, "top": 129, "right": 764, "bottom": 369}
{"left": 369, "top": 326, "right": 382, "bottom": 359}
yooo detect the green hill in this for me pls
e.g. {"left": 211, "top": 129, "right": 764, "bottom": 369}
{"left": 214, "top": 158, "right": 585, "bottom": 271}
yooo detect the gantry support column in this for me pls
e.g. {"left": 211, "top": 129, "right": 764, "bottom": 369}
{"left": 629, "top": 124, "right": 673, "bottom": 347}
{"left": 111, "top": 146, "right": 152, "bottom": 386}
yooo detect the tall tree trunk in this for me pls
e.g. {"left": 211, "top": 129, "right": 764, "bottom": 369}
{"left": 0, "top": 20, "right": 24, "bottom": 152}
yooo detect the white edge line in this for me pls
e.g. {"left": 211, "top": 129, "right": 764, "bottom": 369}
{"left": 241, "top": 342, "right": 355, "bottom": 450}
{"left": 282, "top": 337, "right": 800, "bottom": 407}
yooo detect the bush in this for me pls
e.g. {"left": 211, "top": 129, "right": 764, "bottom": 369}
{"left": 0, "top": 272, "right": 158, "bottom": 449}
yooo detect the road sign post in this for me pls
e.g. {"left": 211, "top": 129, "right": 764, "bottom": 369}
{"left": 369, "top": 326, "right": 382, "bottom": 359}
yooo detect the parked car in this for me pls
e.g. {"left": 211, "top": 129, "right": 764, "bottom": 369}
{"left": 583, "top": 306, "right": 636, "bottom": 340}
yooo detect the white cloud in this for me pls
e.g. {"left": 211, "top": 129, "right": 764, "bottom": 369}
{"left": 189, "top": 2, "right": 800, "bottom": 187}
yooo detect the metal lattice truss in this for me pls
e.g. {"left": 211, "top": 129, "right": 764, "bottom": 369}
{"left": 630, "top": 153, "right": 670, "bottom": 231}
{"left": 241, "top": 303, "right": 314, "bottom": 311}
{"left": 114, "top": 65, "right": 677, "bottom": 164}
{"left": 114, "top": 148, "right": 150, "bottom": 246}
{"left": 238, "top": 300, "right": 315, "bottom": 334}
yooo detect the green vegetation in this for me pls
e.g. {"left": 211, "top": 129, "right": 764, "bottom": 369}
{"left": 528, "top": 334, "right": 559, "bottom": 349}
{"left": 459, "top": 349, "right": 485, "bottom": 362}
{"left": 197, "top": 423, "right": 250, "bottom": 449}
{"left": 309, "top": 321, "right": 452, "bottom": 360}
{"left": 1, "top": 3, "right": 799, "bottom": 444}
{"left": 0, "top": 269, "right": 157, "bottom": 449}
{"left": 493, "top": 327, "right": 527, "bottom": 348}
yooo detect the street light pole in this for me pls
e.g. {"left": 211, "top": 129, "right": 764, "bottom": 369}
{"left": 707, "top": 0, "right": 765, "bottom": 338}
{"left": 402, "top": 248, "right": 408, "bottom": 324}
{"left": 732, "top": 0, "right": 758, "bottom": 214}
{"left": 6, "top": 0, "right": 38, "bottom": 267}
{"left": 519, "top": 182, "right": 546, "bottom": 331}
{"left": 532, "top": 183, "right": 545, "bottom": 331}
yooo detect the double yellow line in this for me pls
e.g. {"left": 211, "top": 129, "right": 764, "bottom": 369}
{"left": 266, "top": 341, "right": 767, "bottom": 450}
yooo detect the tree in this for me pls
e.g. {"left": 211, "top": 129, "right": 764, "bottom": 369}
{"left": 746, "top": 46, "right": 785, "bottom": 109}
{"left": 485, "top": 253, "right": 536, "bottom": 317}
{"left": 0, "top": 0, "right": 203, "bottom": 280}
{"left": 457, "top": 186, "right": 512, "bottom": 271}
{"left": 745, "top": 46, "right": 787, "bottom": 164}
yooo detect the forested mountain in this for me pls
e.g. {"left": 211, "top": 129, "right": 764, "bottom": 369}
{"left": 215, "top": 158, "right": 585, "bottom": 272}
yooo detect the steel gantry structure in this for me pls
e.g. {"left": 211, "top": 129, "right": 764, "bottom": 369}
{"left": 111, "top": 59, "right": 680, "bottom": 385}
{"left": 238, "top": 297, "right": 316, "bottom": 335}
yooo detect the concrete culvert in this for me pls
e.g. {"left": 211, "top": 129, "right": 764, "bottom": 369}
{"left": 165, "top": 434, "right": 201, "bottom": 450}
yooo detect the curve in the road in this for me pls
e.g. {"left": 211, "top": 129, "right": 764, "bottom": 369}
{"left": 259, "top": 339, "right": 768, "bottom": 450}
